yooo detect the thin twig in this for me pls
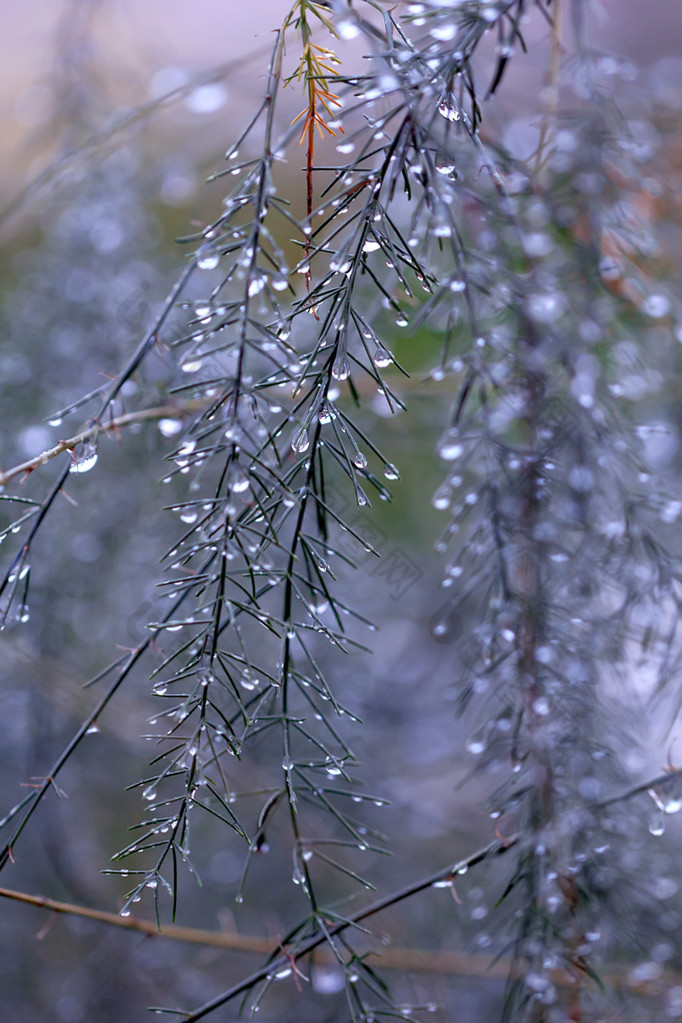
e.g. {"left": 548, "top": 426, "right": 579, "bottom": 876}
{"left": 0, "top": 403, "right": 201, "bottom": 487}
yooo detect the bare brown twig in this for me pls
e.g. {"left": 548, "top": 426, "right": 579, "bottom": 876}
{"left": 0, "top": 403, "right": 201, "bottom": 487}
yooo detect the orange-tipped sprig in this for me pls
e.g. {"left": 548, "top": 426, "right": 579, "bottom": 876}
{"left": 283, "top": 1, "right": 345, "bottom": 289}
{"left": 289, "top": 41, "right": 343, "bottom": 143}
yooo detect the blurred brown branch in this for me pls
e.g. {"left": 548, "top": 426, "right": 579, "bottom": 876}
{"left": 0, "top": 402, "right": 200, "bottom": 486}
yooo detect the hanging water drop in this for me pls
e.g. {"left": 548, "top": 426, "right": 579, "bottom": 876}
{"left": 373, "top": 346, "right": 392, "bottom": 368}
{"left": 649, "top": 785, "right": 682, "bottom": 816}
{"left": 439, "top": 431, "right": 462, "bottom": 461}
{"left": 181, "top": 357, "right": 203, "bottom": 374}
{"left": 231, "top": 469, "right": 250, "bottom": 493}
{"left": 318, "top": 403, "right": 335, "bottom": 425}
{"left": 332, "top": 354, "right": 350, "bottom": 380}
{"left": 159, "top": 418, "right": 183, "bottom": 437}
{"left": 432, "top": 484, "right": 451, "bottom": 510}
{"left": 438, "top": 100, "right": 461, "bottom": 122}
{"left": 69, "top": 440, "right": 98, "bottom": 474}
{"left": 436, "top": 158, "right": 457, "bottom": 177}
{"left": 337, "top": 19, "right": 359, "bottom": 39}
{"left": 649, "top": 812, "right": 665, "bottom": 837}
{"left": 197, "top": 251, "right": 219, "bottom": 270}
{"left": 248, "top": 276, "right": 265, "bottom": 297}
{"left": 291, "top": 427, "right": 310, "bottom": 454}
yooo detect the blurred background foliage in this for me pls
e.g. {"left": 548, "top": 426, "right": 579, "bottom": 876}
{"left": 1, "top": 1, "right": 682, "bottom": 1021}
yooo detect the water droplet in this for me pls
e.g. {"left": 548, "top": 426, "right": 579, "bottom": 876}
{"left": 363, "top": 238, "right": 381, "bottom": 253}
{"left": 649, "top": 813, "right": 665, "bottom": 837}
{"left": 439, "top": 431, "right": 462, "bottom": 461}
{"left": 353, "top": 451, "right": 367, "bottom": 469}
{"left": 438, "top": 99, "right": 460, "bottom": 122}
{"left": 649, "top": 785, "right": 682, "bottom": 815}
{"left": 435, "top": 156, "right": 457, "bottom": 177}
{"left": 533, "top": 697, "right": 550, "bottom": 716}
{"left": 159, "top": 418, "right": 183, "bottom": 437}
{"left": 330, "top": 256, "right": 352, "bottom": 274}
{"left": 642, "top": 294, "right": 670, "bottom": 318}
{"left": 69, "top": 441, "right": 98, "bottom": 474}
{"left": 384, "top": 463, "right": 399, "bottom": 480}
{"left": 373, "top": 346, "right": 392, "bottom": 368}
{"left": 466, "top": 739, "right": 486, "bottom": 755}
{"left": 282, "top": 756, "right": 294, "bottom": 771}
{"left": 231, "top": 470, "right": 250, "bottom": 493}
{"left": 48, "top": 417, "right": 63, "bottom": 427}
{"left": 332, "top": 353, "right": 350, "bottom": 380}
{"left": 527, "top": 292, "right": 565, "bottom": 324}
{"left": 291, "top": 427, "right": 310, "bottom": 454}
{"left": 197, "top": 251, "right": 219, "bottom": 270}
{"left": 431, "top": 22, "right": 457, "bottom": 41}
{"left": 338, "top": 19, "right": 359, "bottom": 39}
{"left": 248, "top": 276, "right": 265, "bottom": 297}
{"left": 661, "top": 500, "right": 682, "bottom": 524}
{"left": 239, "top": 672, "right": 256, "bottom": 691}
{"left": 181, "top": 357, "right": 203, "bottom": 374}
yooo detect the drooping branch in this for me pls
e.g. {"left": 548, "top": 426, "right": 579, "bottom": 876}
{"left": 180, "top": 839, "right": 512, "bottom": 1022}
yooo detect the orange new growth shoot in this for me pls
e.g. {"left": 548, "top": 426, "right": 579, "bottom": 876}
{"left": 284, "top": 1, "right": 344, "bottom": 289}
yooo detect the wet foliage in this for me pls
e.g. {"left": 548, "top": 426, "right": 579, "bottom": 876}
{"left": 2, "top": 2, "right": 682, "bottom": 1021}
